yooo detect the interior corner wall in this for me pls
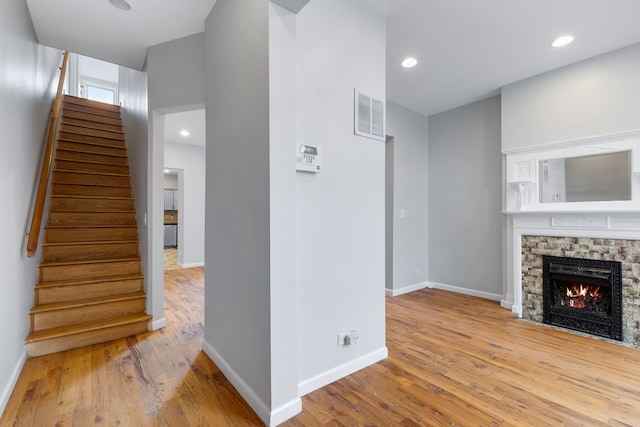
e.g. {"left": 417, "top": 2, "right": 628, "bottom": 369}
{"left": 0, "top": 0, "right": 62, "bottom": 414}
{"left": 386, "top": 102, "right": 428, "bottom": 295}
{"left": 163, "top": 142, "right": 205, "bottom": 267}
{"left": 295, "top": 0, "right": 388, "bottom": 395}
{"left": 146, "top": 33, "right": 205, "bottom": 111}
{"left": 203, "top": 0, "right": 273, "bottom": 422}
{"left": 428, "top": 96, "right": 503, "bottom": 300}
{"left": 118, "top": 66, "right": 154, "bottom": 319}
{"left": 502, "top": 42, "right": 640, "bottom": 151}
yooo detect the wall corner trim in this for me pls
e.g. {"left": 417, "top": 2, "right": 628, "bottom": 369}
{"left": 151, "top": 317, "right": 167, "bottom": 331}
{"left": 386, "top": 282, "right": 428, "bottom": 297}
{"left": 428, "top": 281, "right": 503, "bottom": 301}
{"left": 202, "top": 340, "right": 275, "bottom": 426}
{"left": 0, "top": 349, "right": 27, "bottom": 416}
{"left": 297, "top": 347, "right": 388, "bottom": 397}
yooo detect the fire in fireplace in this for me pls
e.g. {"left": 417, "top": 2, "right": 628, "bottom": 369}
{"left": 542, "top": 256, "right": 622, "bottom": 341}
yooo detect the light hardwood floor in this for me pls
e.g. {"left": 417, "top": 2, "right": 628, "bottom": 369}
{"left": 3, "top": 269, "right": 640, "bottom": 426}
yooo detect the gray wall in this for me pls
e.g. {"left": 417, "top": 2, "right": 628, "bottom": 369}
{"left": 118, "top": 66, "right": 152, "bottom": 318}
{"left": 295, "top": 0, "right": 387, "bottom": 394}
{"left": 428, "top": 96, "right": 503, "bottom": 299}
{"left": 146, "top": 33, "right": 205, "bottom": 111}
{"left": 386, "top": 102, "right": 428, "bottom": 294}
{"left": 0, "top": 0, "right": 62, "bottom": 413}
{"left": 203, "top": 0, "right": 273, "bottom": 418}
{"left": 502, "top": 42, "right": 640, "bottom": 151}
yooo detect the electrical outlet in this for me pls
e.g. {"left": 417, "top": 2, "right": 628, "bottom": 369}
{"left": 400, "top": 209, "right": 406, "bottom": 218}
{"left": 415, "top": 268, "right": 422, "bottom": 275}
{"left": 337, "top": 330, "right": 359, "bottom": 346}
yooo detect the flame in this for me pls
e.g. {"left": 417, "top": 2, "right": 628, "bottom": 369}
{"left": 563, "top": 283, "right": 601, "bottom": 309}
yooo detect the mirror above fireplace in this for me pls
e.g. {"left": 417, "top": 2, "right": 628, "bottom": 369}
{"left": 539, "top": 150, "right": 631, "bottom": 203}
{"left": 503, "top": 132, "right": 640, "bottom": 212}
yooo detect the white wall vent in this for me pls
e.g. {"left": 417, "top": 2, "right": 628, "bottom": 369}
{"left": 354, "top": 89, "right": 385, "bottom": 141}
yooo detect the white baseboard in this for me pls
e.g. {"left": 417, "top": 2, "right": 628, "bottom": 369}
{"left": 385, "top": 281, "right": 428, "bottom": 297}
{"left": 0, "top": 349, "right": 26, "bottom": 417}
{"left": 177, "top": 261, "right": 205, "bottom": 269}
{"left": 298, "top": 346, "right": 388, "bottom": 396}
{"left": 500, "top": 299, "right": 513, "bottom": 310}
{"left": 428, "top": 281, "right": 502, "bottom": 301}
{"left": 151, "top": 317, "right": 166, "bottom": 331}
{"left": 201, "top": 340, "right": 301, "bottom": 426}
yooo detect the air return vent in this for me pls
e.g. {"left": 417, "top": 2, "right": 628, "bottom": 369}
{"left": 354, "top": 89, "right": 385, "bottom": 141}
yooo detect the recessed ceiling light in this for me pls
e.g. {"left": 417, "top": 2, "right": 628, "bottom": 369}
{"left": 552, "top": 35, "right": 574, "bottom": 48}
{"left": 109, "top": 0, "right": 131, "bottom": 11}
{"left": 164, "top": 169, "right": 171, "bottom": 173}
{"left": 180, "top": 130, "right": 191, "bottom": 137}
{"left": 401, "top": 57, "right": 418, "bottom": 68}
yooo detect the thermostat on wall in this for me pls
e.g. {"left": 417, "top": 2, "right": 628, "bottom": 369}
{"left": 296, "top": 144, "right": 322, "bottom": 173}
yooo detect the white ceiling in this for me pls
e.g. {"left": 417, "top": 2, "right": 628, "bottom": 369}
{"left": 26, "top": 0, "right": 217, "bottom": 70}
{"left": 164, "top": 109, "right": 206, "bottom": 147}
{"left": 26, "top": 0, "right": 640, "bottom": 116}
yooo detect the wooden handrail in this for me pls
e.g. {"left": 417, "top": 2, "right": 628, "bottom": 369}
{"left": 27, "top": 51, "right": 69, "bottom": 258}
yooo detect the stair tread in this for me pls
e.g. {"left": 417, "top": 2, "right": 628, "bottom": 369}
{"left": 40, "top": 256, "right": 141, "bottom": 267}
{"left": 56, "top": 147, "right": 128, "bottom": 158}
{"left": 63, "top": 104, "right": 121, "bottom": 118}
{"left": 50, "top": 195, "right": 133, "bottom": 201}
{"left": 57, "top": 138, "right": 127, "bottom": 150}
{"left": 30, "top": 291, "right": 146, "bottom": 314}
{"left": 61, "top": 121, "right": 124, "bottom": 135}
{"left": 35, "top": 274, "right": 144, "bottom": 289}
{"left": 54, "top": 169, "right": 130, "bottom": 178}
{"left": 48, "top": 210, "right": 136, "bottom": 214}
{"left": 45, "top": 224, "right": 138, "bottom": 229}
{"left": 25, "top": 313, "right": 151, "bottom": 343}
{"left": 55, "top": 158, "right": 129, "bottom": 167}
{"left": 42, "top": 240, "right": 139, "bottom": 247}
{"left": 64, "top": 95, "right": 121, "bottom": 111}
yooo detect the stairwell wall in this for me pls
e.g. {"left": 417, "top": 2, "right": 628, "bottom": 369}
{"left": 0, "top": 0, "right": 64, "bottom": 415}
{"left": 118, "top": 66, "right": 151, "bottom": 321}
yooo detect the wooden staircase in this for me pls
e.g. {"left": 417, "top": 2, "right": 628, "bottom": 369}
{"left": 25, "top": 95, "right": 152, "bottom": 357}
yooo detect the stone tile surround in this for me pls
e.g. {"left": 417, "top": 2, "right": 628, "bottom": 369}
{"left": 521, "top": 235, "right": 640, "bottom": 348}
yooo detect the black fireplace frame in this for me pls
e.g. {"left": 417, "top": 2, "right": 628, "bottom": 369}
{"left": 542, "top": 255, "right": 622, "bottom": 341}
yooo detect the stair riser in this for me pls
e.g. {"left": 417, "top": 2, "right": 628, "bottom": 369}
{"left": 25, "top": 319, "right": 149, "bottom": 358}
{"left": 62, "top": 117, "right": 123, "bottom": 133}
{"left": 60, "top": 124, "right": 125, "bottom": 141}
{"left": 57, "top": 140, "right": 126, "bottom": 158}
{"left": 56, "top": 149, "right": 128, "bottom": 166}
{"left": 43, "top": 242, "right": 139, "bottom": 262}
{"left": 48, "top": 212, "right": 137, "bottom": 227}
{"left": 40, "top": 260, "right": 141, "bottom": 282}
{"left": 51, "top": 184, "right": 132, "bottom": 198}
{"left": 58, "top": 133, "right": 126, "bottom": 149}
{"left": 31, "top": 298, "right": 146, "bottom": 331}
{"left": 61, "top": 104, "right": 121, "bottom": 121}
{"left": 63, "top": 96, "right": 121, "bottom": 112}
{"left": 55, "top": 159, "right": 130, "bottom": 175}
{"left": 50, "top": 197, "right": 134, "bottom": 212}
{"left": 53, "top": 171, "right": 130, "bottom": 187}
{"left": 45, "top": 227, "right": 138, "bottom": 243}
{"left": 36, "top": 278, "right": 144, "bottom": 305}
{"left": 62, "top": 110, "right": 123, "bottom": 126}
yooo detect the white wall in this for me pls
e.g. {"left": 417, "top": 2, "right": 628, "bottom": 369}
{"left": 118, "top": 66, "right": 154, "bottom": 321}
{"left": 164, "top": 142, "right": 205, "bottom": 267}
{"left": 0, "top": 0, "right": 63, "bottom": 414}
{"left": 268, "top": 3, "right": 300, "bottom": 422}
{"left": 502, "top": 42, "right": 640, "bottom": 151}
{"left": 203, "top": 0, "right": 277, "bottom": 424}
{"left": 385, "top": 102, "right": 428, "bottom": 296}
{"left": 428, "top": 96, "right": 503, "bottom": 300}
{"left": 295, "top": 0, "right": 388, "bottom": 394}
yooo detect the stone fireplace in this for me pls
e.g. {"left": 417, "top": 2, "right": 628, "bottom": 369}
{"left": 503, "top": 133, "right": 640, "bottom": 348}
{"left": 514, "top": 229, "right": 640, "bottom": 348}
